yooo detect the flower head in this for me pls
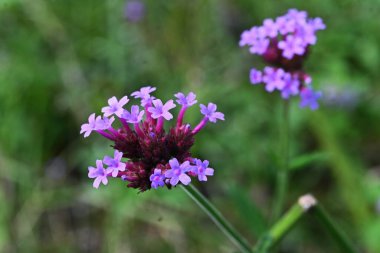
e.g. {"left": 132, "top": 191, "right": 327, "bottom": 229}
{"left": 81, "top": 87, "right": 221, "bottom": 191}
{"left": 88, "top": 160, "right": 108, "bottom": 189}
{"left": 240, "top": 9, "right": 325, "bottom": 110}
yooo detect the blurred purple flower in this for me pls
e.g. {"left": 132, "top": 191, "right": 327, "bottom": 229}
{"left": 175, "top": 92, "right": 197, "bottom": 107}
{"left": 300, "top": 88, "right": 322, "bottom": 110}
{"left": 250, "top": 69, "right": 262, "bottom": 85}
{"left": 124, "top": 0, "right": 145, "bottom": 23}
{"left": 240, "top": 9, "right": 325, "bottom": 110}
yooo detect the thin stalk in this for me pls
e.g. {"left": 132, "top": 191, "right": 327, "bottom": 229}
{"left": 181, "top": 184, "right": 252, "bottom": 253}
{"left": 254, "top": 194, "right": 358, "bottom": 253}
{"left": 312, "top": 205, "right": 357, "bottom": 253}
{"left": 272, "top": 100, "right": 290, "bottom": 220}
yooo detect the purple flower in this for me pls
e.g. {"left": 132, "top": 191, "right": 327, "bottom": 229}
{"left": 131, "top": 86, "right": 156, "bottom": 106}
{"left": 281, "top": 75, "right": 300, "bottom": 99}
{"left": 239, "top": 29, "right": 256, "bottom": 47}
{"left": 124, "top": 0, "right": 145, "bottom": 23}
{"left": 249, "top": 38, "right": 270, "bottom": 55}
{"left": 102, "top": 96, "right": 129, "bottom": 117}
{"left": 80, "top": 113, "right": 102, "bottom": 137}
{"left": 193, "top": 159, "right": 214, "bottom": 181}
{"left": 122, "top": 105, "right": 144, "bottom": 123}
{"left": 286, "top": 9, "right": 307, "bottom": 23}
{"left": 149, "top": 169, "right": 165, "bottom": 189}
{"left": 278, "top": 35, "right": 305, "bottom": 59}
{"left": 175, "top": 92, "right": 197, "bottom": 107}
{"left": 276, "top": 16, "right": 295, "bottom": 35}
{"left": 148, "top": 99, "right": 176, "bottom": 120}
{"left": 311, "top": 17, "right": 326, "bottom": 31}
{"left": 300, "top": 88, "right": 322, "bottom": 110}
{"left": 262, "top": 67, "right": 286, "bottom": 92}
{"left": 97, "top": 116, "right": 115, "bottom": 130}
{"left": 103, "top": 150, "right": 126, "bottom": 177}
{"left": 296, "top": 24, "right": 317, "bottom": 46}
{"left": 164, "top": 158, "right": 192, "bottom": 186}
{"left": 250, "top": 69, "right": 262, "bottom": 85}
{"left": 200, "top": 103, "right": 225, "bottom": 123}
{"left": 88, "top": 160, "right": 108, "bottom": 189}
{"left": 262, "top": 19, "right": 278, "bottom": 38}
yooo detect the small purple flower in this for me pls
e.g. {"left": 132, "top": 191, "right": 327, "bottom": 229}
{"left": 103, "top": 150, "right": 126, "bottom": 177}
{"left": 300, "top": 88, "right": 322, "bottom": 110}
{"left": 148, "top": 99, "right": 176, "bottom": 120}
{"left": 175, "top": 92, "right": 197, "bottom": 107}
{"left": 249, "top": 38, "right": 270, "bottom": 55}
{"left": 296, "top": 24, "right": 317, "bottom": 46}
{"left": 239, "top": 29, "right": 256, "bottom": 47}
{"left": 97, "top": 116, "right": 115, "bottom": 130}
{"left": 310, "top": 17, "right": 326, "bottom": 31}
{"left": 122, "top": 105, "right": 145, "bottom": 123}
{"left": 286, "top": 9, "right": 307, "bottom": 23}
{"left": 149, "top": 169, "right": 165, "bottom": 189}
{"left": 88, "top": 160, "right": 108, "bottom": 189}
{"left": 262, "top": 18, "right": 278, "bottom": 38}
{"left": 164, "top": 158, "right": 192, "bottom": 186}
{"left": 80, "top": 113, "right": 102, "bottom": 137}
{"left": 276, "top": 16, "right": 295, "bottom": 35}
{"left": 250, "top": 69, "right": 262, "bottom": 85}
{"left": 124, "top": 0, "right": 145, "bottom": 23}
{"left": 262, "top": 67, "right": 286, "bottom": 92}
{"left": 102, "top": 96, "right": 129, "bottom": 118}
{"left": 193, "top": 159, "right": 214, "bottom": 182}
{"left": 200, "top": 103, "right": 225, "bottom": 123}
{"left": 278, "top": 35, "right": 305, "bottom": 59}
{"left": 131, "top": 86, "right": 156, "bottom": 106}
{"left": 281, "top": 75, "right": 300, "bottom": 99}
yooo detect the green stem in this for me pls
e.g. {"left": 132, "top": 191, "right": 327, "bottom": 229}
{"left": 272, "top": 100, "right": 290, "bottom": 220}
{"left": 181, "top": 184, "right": 252, "bottom": 253}
{"left": 312, "top": 205, "right": 357, "bottom": 253}
{"left": 254, "top": 194, "right": 358, "bottom": 253}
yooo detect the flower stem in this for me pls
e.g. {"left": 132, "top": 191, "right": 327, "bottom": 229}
{"left": 272, "top": 100, "right": 290, "bottom": 220}
{"left": 181, "top": 184, "right": 252, "bottom": 253}
{"left": 254, "top": 194, "right": 358, "bottom": 253}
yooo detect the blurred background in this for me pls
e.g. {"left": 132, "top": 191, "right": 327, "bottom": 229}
{"left": 0, "top": 0, "right": 379, "bottom": 252}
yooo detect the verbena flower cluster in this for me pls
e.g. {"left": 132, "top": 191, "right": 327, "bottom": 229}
{"left": 240, "top": 9, "right": 325, "bottom": 110}
{"left": 81, "top": 86, "right": 224, "bottom": 191}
